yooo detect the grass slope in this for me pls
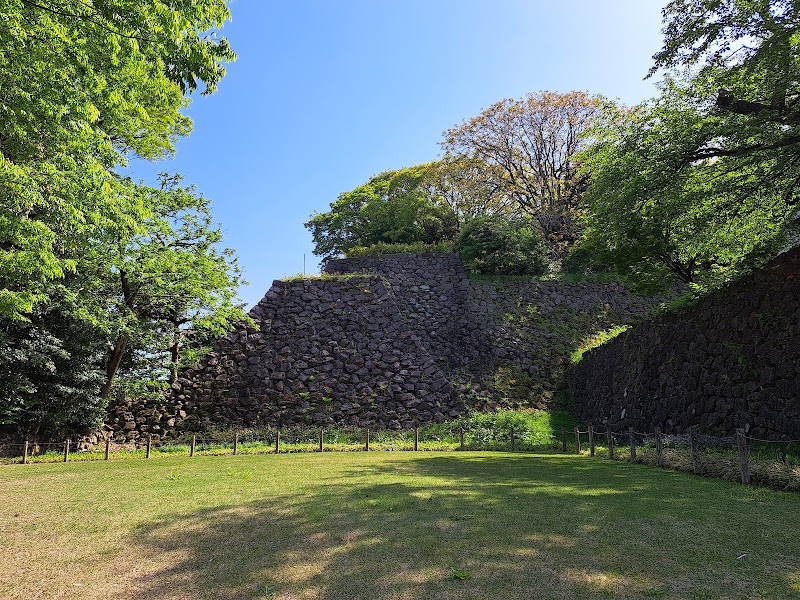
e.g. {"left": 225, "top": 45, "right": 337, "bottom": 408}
{"left": 1, "top": 452, "right": 798, "bottom": 599}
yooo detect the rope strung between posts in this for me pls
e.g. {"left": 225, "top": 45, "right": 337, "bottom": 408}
{"left": 745, "top": 436, "right": 800, "bottom": 444}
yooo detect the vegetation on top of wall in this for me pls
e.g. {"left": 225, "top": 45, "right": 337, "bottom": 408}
{"left": 467, "top": 271, "right": 621, "bottom": 283}
{"left": 345, "top": 241, "right": 455, "bottom": 257}
{"left": 281, "top": 272, "right": 376, "bottom": 283}
{"left": 454, "top": 215, "right": 550, "bottom": 276}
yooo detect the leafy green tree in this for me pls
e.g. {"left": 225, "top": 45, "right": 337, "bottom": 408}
{"left": 579, "top": 1, "right": 800, "bottom": 292}
{"left": 423, "top": 156, "right": 513, "bottom": 224}
{"left": 0, "top": 287, "right": 107, "bottom": 438}
{"left": 454, "top": 215, "right": 549, "bottom": 276}
{"left": 306, "top": 164, "right": 460, "bottom": 263}
{"left": 0, "top": 0, "right": 234, "bottom": 319}
{"left": 88, "top": 175, "right": 252, "bottom": 398}
{"left": 442, "top": 91, "right": 611, "bottom": 262}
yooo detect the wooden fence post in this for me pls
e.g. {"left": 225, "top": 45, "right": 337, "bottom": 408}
{"left": 319, "top": 428, "right": 324, "bottom": 452}
{"left": 275, "top": 429, "right": 280, "bottom": 454}
{"left": 574, "top": 427, "right": 580, "bottom": 454}
{"left": 655, "top": 427, "right": 663, "bottom": 467}
{"left": 365, "top": 428, "right": 370, "bottom": 452}
{"left": 561, "top": 427, "right": 567, "bottom": 453}
{"left": 607, "top": 430, "right": 614, "bottom": 460}
{"left": 459, "top": 427, "right": 464, "bottom": 451}
{"left": 414, "top": 427, "right": 419, "bottom": 451}
{"left": 589, "top": 424, "right": 595, "bottom": 457}
{"left": 690, "top": 426, "right": 700, "bottom": 473}
{"left": 146, "top": 435, "right": 152, "bottom": 459}
{"left": 233, "top": 431, "right": 239, "bottom": 456}
{"left": 510, "top": 428, "right": 516, "bottom": 452}
{"left": 190, "top": 434, "right": 196, "bottom": 457}
{"left": 629, "top": 427, "right": 636, "bottom": 462}
{"left": 64, "top": 439, "right": 70, "bottom": 463}
{"left": 23, "top": 441, "right": 29, "bottom": 465}
{"left": 105, "top": 438, "right": 111, "bottom": 461}
{"left": 737, "top": 429, "right": 750, "bottom": 485}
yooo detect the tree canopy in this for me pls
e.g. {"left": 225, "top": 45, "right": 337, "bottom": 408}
{"left": 0, "top": 1, "right": 249, "bottom": 436}
{"left": 579, "top": 0, "right": 800, "bottom": 292}
{"left": 305, "top": 164, "right": 460, "bottom": 263}
{"left": 442, "top": 91, "right": 610, "bottom": 262}
{"left": 0, "top": 0, "right": 235, "bottom": 319}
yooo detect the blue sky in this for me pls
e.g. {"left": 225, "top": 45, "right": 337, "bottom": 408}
{"left": 129, "top": 0, "right": 666, "bottom": 308}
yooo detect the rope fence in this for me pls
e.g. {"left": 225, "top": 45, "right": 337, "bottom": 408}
{"left": 3, "top": 423, "right": 799, "bottom": 491}
{"left": 578, "top": 423, "right": 800, "bottom": 492}
{"left": 0, "top": 422, "right": 567, "bottom": 465}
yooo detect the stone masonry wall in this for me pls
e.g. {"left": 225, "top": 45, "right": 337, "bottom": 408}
{"left": 107, "top": 253, "right": 662, "bottom": 440}
{"left": 107, "top": 276, "right": 461, "bottom": 440}
{"left": 570, "top": 248, "right": 800, "bottom": 439}
{"left": 326, "top": 254, "right": 662, "bottom": 408}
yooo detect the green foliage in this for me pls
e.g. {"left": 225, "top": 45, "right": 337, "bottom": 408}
{"left": 579, "top": 2, "right": 800, "bottom": 294}
{"left": 581, "top": 90, "right": 792, "bottom": 294}
{"left": 0, "top": 1, "right": 244, "bottom": 429}
{"left": 561, "top": 235, "right": 617, "bottom": 277}
{"left": 0, "top": 289, "right": 106, "bottom": 436}
{"left": 442, "top": 91, "right": 613, "bottom": 263}
{"left": 305, "top": 164, "right": 460, "bottom": 263}
{"left": 454, "top": 215, "right": 549, "bottom": 275}
{"left": 345, "top": 241, "right": 455, "bottom": 257}
{"left": 281, "top": 272, "right": 373, "bottom": 282}
{"left": 59, "top": 174, "right": 252, "bottom": 400}
{"left": 0, "top": 0, "right": 234, "bottom": 320}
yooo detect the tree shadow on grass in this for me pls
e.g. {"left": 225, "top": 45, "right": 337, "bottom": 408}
{"left": 128, "top": 454, "right": 800, "bottom": 600}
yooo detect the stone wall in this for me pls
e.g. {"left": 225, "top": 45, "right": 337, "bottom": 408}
{"left": 326, "top": 255, "right": 664, "bottom": 407}
{"left": 570, "top": 248, "right": 800, "bottom": 439}
{"left": 106, "top": 276, "right": 462, "bottom": 439}
{"left": 107, "top": 253, "right": 663, "bottom": 440}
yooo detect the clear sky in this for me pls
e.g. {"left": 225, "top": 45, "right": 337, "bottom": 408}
{"left": 129, "top": 0, "right": 667, "bottom": 309}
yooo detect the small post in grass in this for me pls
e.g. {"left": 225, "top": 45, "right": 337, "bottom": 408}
{"left": 275, "top": 429, "right": 280, "bottom": 454}
{"left": 690, "top": 426, "right": 700, "bottom": 473}
{"left": 190, "top": 434, "right": 196, "bottom": 457}
{"left": 105, "top": 438, "right": 111, "bottom": 461}
{"left": 319, "top": 428, "right": 324, "bottom": 453}
{"left": 588, "top": 424, "right": 595, "bottom": 457}
{"left": 561, "top": 427, "right": 567, "bottom": 453}
{"left": 628, "top": 427, "right": 636, "bottom": 462}
{"left": 146, "top": 435, "right": 152, "bottom": 459}
{"left": 365, "top": 428, "right": 370, "bottom": 452}
{"left": 737, "top": 429, "right": 750, "bottom": 485}
{"left": 64, "top": 439, "right": 70, "bottom": 463}
{"left": 23, "top": 441, "right": 29, "bottom": 465}
{"left": 459, "top": 426, "right": 464, "bottom": 451}
{"left": 655, "top": 427, "right": 663, "bottom": 467}
{"left": 414, "top": 427, "right": 419, "bottom": 451}
{"left": 509, "top": 427, "right": 515, "bottom": 452}
{"left": 607, "top": 430, "right": 614, "bottom": 460}
{"left": 574, "top": 427, "right": 580, "bottom": 454}
{"left": 233, "top": 431, "right": 239, "bottom": 456}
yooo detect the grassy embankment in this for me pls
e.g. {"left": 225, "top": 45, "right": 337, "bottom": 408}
{"left": 1, "top": 451, "right": 799, "bottom": 600}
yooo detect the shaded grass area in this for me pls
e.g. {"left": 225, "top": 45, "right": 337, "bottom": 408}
{"left": 1, "top": 452, "right": 799, "bottom": 599}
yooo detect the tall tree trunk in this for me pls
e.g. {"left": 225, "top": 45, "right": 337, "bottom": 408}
{"left": 100, "top": 332, "right": 129, "bottom": 399}
{"left": 169, "top": 330, "right": 182, "bottom": 384}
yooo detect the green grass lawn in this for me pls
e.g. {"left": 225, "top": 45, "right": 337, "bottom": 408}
{"left": 1, "top": 452, "right": 798, "bottom": 600}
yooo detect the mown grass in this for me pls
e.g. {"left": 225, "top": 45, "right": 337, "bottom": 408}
{"left": 1, "top": 452, "right": 799, "bottom": 599}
